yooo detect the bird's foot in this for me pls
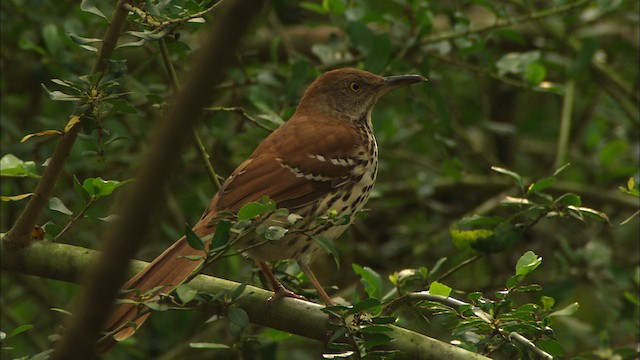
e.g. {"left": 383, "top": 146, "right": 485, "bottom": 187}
{"left": 267, "top": 285, "right": 308, "bottom": 304}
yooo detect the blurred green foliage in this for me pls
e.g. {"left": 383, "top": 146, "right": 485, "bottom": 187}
{"left": 1, "top": 0, "right": 638, "bottom": 359}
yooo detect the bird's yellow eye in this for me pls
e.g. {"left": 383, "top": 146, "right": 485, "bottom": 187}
{"left": 349, "top": 82, "right": 361, "bottom": 92}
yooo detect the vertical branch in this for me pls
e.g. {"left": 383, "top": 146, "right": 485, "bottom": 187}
{"left": 2, "top": 0, "right": 133, "bottom": 249}
{"left": 52, "top": 1, "right": 265, "bottom": 358}
{"left": 555, "top": 80, "right": 575, "bottom": 168}
{"left": 159, "top": 38, "right": 222, "bottom": 190}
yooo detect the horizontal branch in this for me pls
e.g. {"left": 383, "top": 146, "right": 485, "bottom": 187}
{"left": 0, "top": 240, "right": 490, "bottom": 360}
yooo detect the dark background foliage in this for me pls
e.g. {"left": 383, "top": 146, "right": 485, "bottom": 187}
{"left": 1, "top": 0, "right": 638, "bottom": 359}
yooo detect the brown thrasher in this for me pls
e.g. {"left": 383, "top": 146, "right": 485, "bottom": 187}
{"left": 100, "top": 68, "right": 425, "bottom": 349}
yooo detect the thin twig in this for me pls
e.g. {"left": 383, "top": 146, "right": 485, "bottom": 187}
{"left": 158, "top": 37, "right": 221, "bottom": 190}
{"left": 124, "top": 1, "right": 224, "bottom": 30}
{"left": 205, "top": 106, "right": 278, "bottom": 131}
{"left": 555, "top": 80, "right": 575, "bottom": 168}
{"left": 53, "top": 198, "right": 96, "bottom": 242}
{"left": 420, "top": 0, "right": 593, "bottom": 45}
{"left": 434, "top": 255, "right": 482, "bottom": 283}
{"left": 427, "top": 51, "right": 532, "bottom": 89}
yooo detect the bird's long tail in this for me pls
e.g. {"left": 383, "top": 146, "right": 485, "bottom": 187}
{"left": 98, "top": 221, "right": 212, "bottom": 352}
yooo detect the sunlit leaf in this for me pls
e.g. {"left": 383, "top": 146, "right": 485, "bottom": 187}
{"left": 429, "top": 281, "right": 452, "bottom": 297}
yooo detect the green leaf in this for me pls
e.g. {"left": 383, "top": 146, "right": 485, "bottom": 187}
{"left": 227, "top": 307, "right": 249, "bottom": 335}
{"left": 300, "top": 2, "right": 328, "bottom": 14}
{"left": 80, "top": 0, "right": 108, "bottom": 20}
{"left": 549, "top": 302, "right": 579, "bottom": 317}
{"left": 237, "top": 202, "right": 268, "bottom": 221}
{"left": 450, "top": 228, "right": 493, "bottom": 251}
{"left": 49, "top": 197, "right": 73, "bottom": 215}
{"left": 263, "top": 226, "right": 288, "bottom": 241}
{"left": 7, "top": 324, "right": 33, "bottom": 339}
{"left": 185, "top": 226, "right": 205, "bottom": 251}
{"left": 73, "top": 175, "right": 90, "bottom": 203}
{"left": 362, "top": 332, "right": 393, "bottom": 348}
{"left": 42, "top": 24, "right": 62, "bottom": 54}
{"left": 0, "top": 154, "right": 40, "bottom": 178}
{"left": 42, "top": 84, "right": 81, "bottom": 101}
{"left": 260, "top": 328, "right": 292, "bottom": 341}
{"left": 82, "top": 177, "right": 127, "bottom": 199}
{"left": 556, "top": 193, "right": 581, "bottom": 207}
{"left": 552, "top": 163, "right": 571, "bottom": 177}
{"left": 287, "top": 213, "right": 303, "bottom": 225}
{"left": 515, "top": 251, "right": 542, "bottom": 277}
{"left": 313, "top": 235, "right": 340, "bottom": 268}
{"left": 126, "top": 30, "right": 168, "bottom": 41}
{"left": 495, "top": 51, "right": 541, "bottom": 76}
{"left": 537, "top": 338, "right": 565, "bottom": 358}
{"left": 210, "top": 219, "right": 231, "bottom": 251}
{"left": 371, "top": 316, "right": 397, "bottom": 325}
{"left": 176, "top": 284, "right": 198, "bottom": 304}
{"left": 467, "top": 292, "right": 482, "bottom": 302}
{"left": 491, "top": 166, "right": 524, "bottom": 191}
{"left": 347, "top": 297, "right": 381, "bottom": 315}
{"left": 430, "top": 257, "right": 447, "bottom": 276}
{"left": 189, "top": 342, "right": 231, "bottom": 349}
{"left": 42, "top": 221, "right": 62, "bottom": 238}
{"left": 352, "top": 264, "right": 383, "bottom": 299}
{"left": 98, "top": 214, "right": 119, "bottom": 222}
{"left": 527, "top": 177, "right": 555, "bottom": 194}
{"left": 230, "top": 283, "right": 247, "bottom": 301}
{"left": 569, "top": 206, "right": 610, "bottom": 223}
{"left": 525, "top": 63, "right": 546, "bottom": 84}
{"left": 67, "top": 32, "right": 102, "bottom": 45}
{"left": 116, "top": 39, "right": 146, "bottom": 49}
{"left": 541, "top": 296, "right": 555, "bottom": 310}
{"left": 50, "top": 308, "right": 73, "bottom": 316}
{"left": 428, "top": 281, "right": 452, "bottom": 297}
{"left": 515, "top": 284, "right": 542, "bottom": 292}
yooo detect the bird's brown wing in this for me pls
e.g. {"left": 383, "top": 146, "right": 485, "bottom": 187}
{"left": 203, "top": 115, "right": 361, "bottom": 217}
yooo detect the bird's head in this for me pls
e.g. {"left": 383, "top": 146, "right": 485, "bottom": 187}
{"left": 295, "top": 68, "right": 426, "bottom": 124}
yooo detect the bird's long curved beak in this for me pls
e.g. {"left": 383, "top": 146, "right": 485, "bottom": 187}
{"left": 383, "top": 74, "right": 427, "bottom": 91}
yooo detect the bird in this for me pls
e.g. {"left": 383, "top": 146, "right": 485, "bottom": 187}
{"left": 99, "top": 67, "right": 426, "bottom": 349}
